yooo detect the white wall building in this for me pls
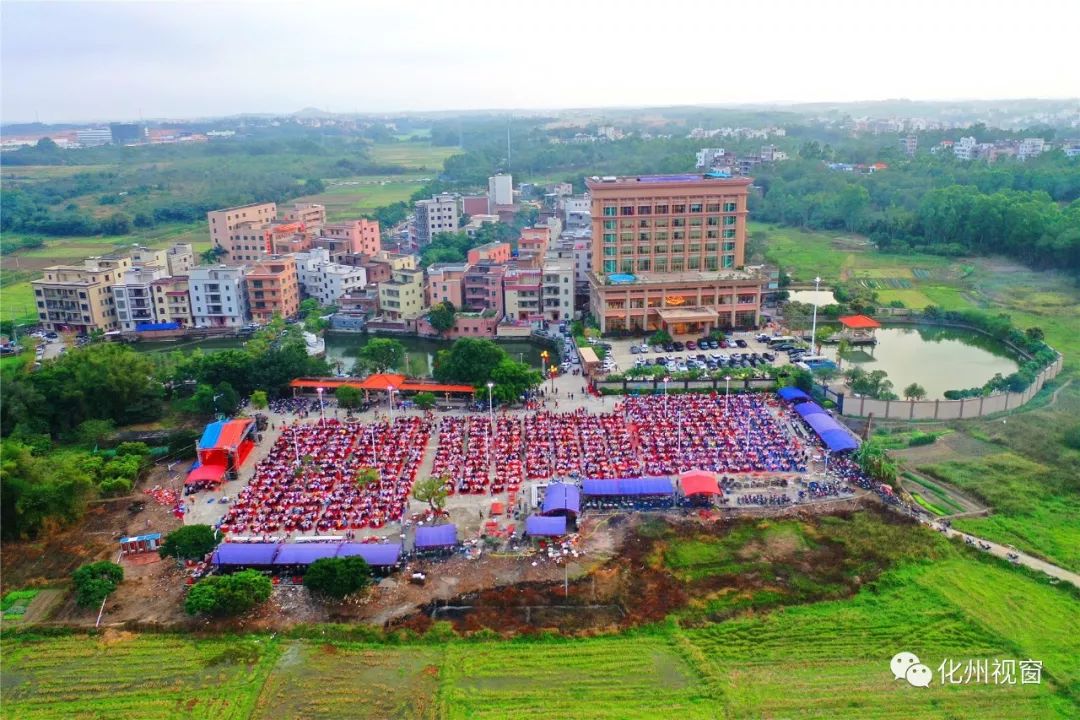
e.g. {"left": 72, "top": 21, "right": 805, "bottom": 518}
{"left": 487, "top": 173, "right": 513, "bottom": 211}
{"left": 954, "top": 136, "right": 978, "bottom": 161}
{"left": 541, "top": 257, "right": 575, "bottom": 322}
{"left": 695, "top": 148, "right": 726, "bottom": 169}
{"left": 76, "top": 128, "right": 112, "bottom": 147}
{"left": 1017, "top": 137, "right": 1047, "bottom": 161}
{"left": 294, "top": 248, "right": 368, "bottom": 306}
{"left": 188, "top": 265, "right": 249, "bottom": 328}
{"left": 112, "top": 266, "right": 167, "bottom": 331}
{"left": 414, "top": 193, "right": 459, "bottom": 246}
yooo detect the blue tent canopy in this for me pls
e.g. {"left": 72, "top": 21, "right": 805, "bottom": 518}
{"left": 415, "top": 524, "right": 458, "bottom": 549}
{"left": 820, "top": 429, "right": 859, "bottom": 451}
{"left": 526, "top": 515, "right": 567, "bottom": 536}
{"left": 212, "top": 543, "right": 279, "bottom": 566}
{"left": 336, "top": 543, "right": 402, "bottom": 566}
{"left": 795, "top": 402, "right": 828, "bottom": 418}
{"left": 135, "top": 322, "right": 180, "bottom": 332}
{"left": 777, "top": 387, "right": 811, "bottom": 403}
{"left": 582, "top": 477, "right": 674, "bottom": 496}
{"left": 198, "top": 421, "right": 226, "bottom": 450}
{"left": 542, "top": 483, "right": 581, "bottom": 515}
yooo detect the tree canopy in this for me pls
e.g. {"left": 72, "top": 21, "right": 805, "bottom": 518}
{"left": 303, "top": 556, "right": 373, "bottom": 598}
{"left": 354, "top": 338, "right": 406, "bottom": 374}
{"left": 427, "top": 301, "right": 456, "bottom": 335}
{"left": 72, "top": 561, "right": 124, "bottom": 608}
{"left": 433, "top": 338, "right": 507, "bottom": 385}
{"left": 159, "top": 525, "right": 220, "bottom": 560}
{"left": 184, "top": 569, "right": 272, "bottom": 616}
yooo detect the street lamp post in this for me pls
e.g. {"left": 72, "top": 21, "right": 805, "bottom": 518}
{"left": 677, "top": 409, "right": 683, "bottom": 459}
{"left": 724, "top": 375, "right": 732, "bottom": 415}
{"left": 663, "top": 377, "right": 670, "bottom": 417}
{"left": 810, "top": 276, "right": 821, "bottom": 349}
{"left": 387, "top": 385, "right": 395, "bottom": 424}
{"left": 486, "top": 381, "right": 495, "bottom": 430}
{"left": 316, "top": 387, "right": 325, "bottom": 425}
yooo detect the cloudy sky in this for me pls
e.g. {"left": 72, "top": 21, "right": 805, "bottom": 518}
{"left": 2, "top": 0, "right": 1077, "bottom": 123}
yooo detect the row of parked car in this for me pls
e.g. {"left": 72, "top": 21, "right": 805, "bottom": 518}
{"left": 634, "top": 350, "right": 777, "bottom": 373}
{"left": 630, "top": 336, "right": 749, "bottom": 355}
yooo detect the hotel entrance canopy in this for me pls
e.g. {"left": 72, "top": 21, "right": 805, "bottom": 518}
{"left": 655, "top": 307, "right": 720, "bottom": 324}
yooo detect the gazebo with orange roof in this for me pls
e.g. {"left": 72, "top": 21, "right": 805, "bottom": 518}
{"left": 836, "top": 314, "right": 880, "bottom": 345}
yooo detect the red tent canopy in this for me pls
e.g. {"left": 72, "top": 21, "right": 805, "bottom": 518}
{"left": 680, "top": 470, "right": 721, "bottom": 496}
{"left": 839, "top": 314, "right": 881, "bottom": 329}
{"left": 185, "top": 464, "right": 227, "bottom": 485}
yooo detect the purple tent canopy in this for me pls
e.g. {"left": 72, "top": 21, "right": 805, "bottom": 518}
{"left": 582, "top": 477, "right": 673, "bottom": 496}
{"left": 415, "top": 524, "right": 458, "bottom": 548}
{"left": 795, "top": 402, "right": 828, "bottom": 418}
{"left": 336, "top": 543, "right": 402, "bottom": 566}
{"left": 797, "top": 406, "right": 860, "bottom": 452}
{"left": 273, "top": 543, "right": 338, "bottom": 565}
{"left": 542, "top": 483, "right": 581, "bottom": 515}
{"left": 212, "top": 543, "right": 279, "bottom": 566}
{"left": 804, "top": 412, "right": 843, "bottom": 435}
{"left": 526, "top": 515, "right": 567, "bottom": 536}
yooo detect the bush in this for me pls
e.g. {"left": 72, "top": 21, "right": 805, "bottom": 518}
{"left": 413, "top": 391, "right": 436, "bottom": 410}
{"left": 185, "top": 570, "right": 272, "bottom": 616}
{"left": 907, "top": 432, "right": 938, "bottom": 447}
{"left": 1064, "top": 424, "right": 1080, "bottom": 451}
{"left": 72, "top": 561, "right": 123, "bottom": 608}
{"left": 159, "top": 525, "right": 220, "bottom": 560}
{"left": 304, "top": 556, "right": 373, "bottom": 598}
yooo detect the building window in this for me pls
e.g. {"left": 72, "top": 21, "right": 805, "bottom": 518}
{"left": 723, "top": 255, "right": 735, "bottom": 268}
{"left": 603, "top": 219, "right": 617, "bottom": 230}
{"left": 637, "top": 205, "right": 651, "bottom": 215}
{"left": 603, "top": 260, "right": 617, "bottom": 273}
{"left": 723, "top": 229, "right": 737, "bottom": 239}
{"left": 724, "top": 216, "right": 737, "bottom": 226}
{"left": 689, "top": 203, "right": 702, "bottom": 213}
{"left": 602, "top": 206, "right": 617, "bottom": 217}
{"left": 655, "top": 204, "right": 668, "bottom": 214}
{"left": 672, "top": 204, "right": 686, "bottom": 213}
{"left": 706, "top": 203, "right": 721, "bottom": 212}
{"left": 620, "top": 206, "right": 635, "bottom": 216}
{"left": 724, "top": 202, "right": 737, "bottom": 212}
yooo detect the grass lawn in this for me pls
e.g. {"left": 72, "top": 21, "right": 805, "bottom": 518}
{"left": 369, "top": 142, "right": 461, "bottom": 170}
{"left": 920, "top": 453, "right": 1080, "bottom": 572}
{"left": 289, "top": 174, "right": 430, "bottom": 221}
{"left": 875, "top": 288, "right": 934, "bottom": 308}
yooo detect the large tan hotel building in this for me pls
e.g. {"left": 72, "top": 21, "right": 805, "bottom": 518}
{"left": 587, "top": 174, "right": 764, "bottom": 335}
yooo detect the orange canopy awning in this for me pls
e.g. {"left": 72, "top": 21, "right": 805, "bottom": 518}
{"left": 680, "top": 470, "right": 721, "bottom": 496}
{"left": 839, "top": 314, "right": 881, "bottom": 329}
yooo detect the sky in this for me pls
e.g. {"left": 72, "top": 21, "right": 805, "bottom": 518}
{"left": 2, "top": 0, "right": 1078, "bottom": 123}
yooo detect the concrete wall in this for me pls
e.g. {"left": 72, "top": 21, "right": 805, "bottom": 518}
{"left": 840, "top": 354, "right": 1063, "bottom": 419}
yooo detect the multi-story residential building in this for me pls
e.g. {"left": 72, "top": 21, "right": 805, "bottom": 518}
{"left": 487, "top": 173, "right": 513, "bottom": 211}
{"left": 207, "top": 202, "right": 277, "bottom": 261}
{"left": 151, "top": 275, "right": 192, "bottom": 327}
{"left": 321, "top": 218, "right": 381, "bottom": 255}
{"left": 954, "top": 136, "right": 978, "bottom": 161}
{"left": 462, "top": 263, "right": 507, "bottom": 316}
{"left": 502, "top": 266, "right": 542, "bottom": 322}
{"left": 127, "top": 242, "right": 194, "bottom": 276}
{"left": 109, "top": 122, "right": 146, "bottom": 145}
{"left": 113, "top": 266, "right": 168, "bottom": 331}
{"left": 900, "top": 135, "right": 918, "bottom": 157}
{"left": 1017, "top": 137, "right": 1047, "bottom": 161}
{"left": 587, "top": 174, "right": 760, "bottom": 334}
{"left": 518, "top": 226, "right": 551, "bottom": 260}
{"left": 245, "top": 256, "right": 300, "bottom": 323}
{"left": 414, "top": 193, "right": 459, "bottom": 246}
{"left": 294, "top": 249, "right": 367, "bottom": 306}
{"left": 695, "top": 148, "right": 726, "bottom": 169}
{"left": 462, "top": 196, "right": 489, "bottom": 216}
{"left": 282, "top": 202, "right": 326, "bottom": 229}
{"left": 378, "top": 267, "right": 425, "bottom": 321}
{"left": 32, "top": 255, "right": 132, "bottom": 333}
{"left": 425, "top": 263, "right": 467, "bottom": 308}
{"left": 266, "top": 222, "right": 317, "bottom": 256}
{"left": 467, "top": 241, "right": 511, "bottom": 265}
{"left": 562, "top": 196, "right": 591, "bottom": 229}
{"left": 189, "top": 265, "right": 249, "bottom": 328}
{"left": 542, "top": 257, "right": 575, "bottom": 322}
{"left": 76, "top": 128, "right": 112, "bottom": 147}
{"left": 464, "top": 214, "right": 500, "bottom": 238}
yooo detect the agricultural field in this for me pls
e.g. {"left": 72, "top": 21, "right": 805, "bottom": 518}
{"left": 369, "top": 142, "right": 461, "bottom": 170}
{"left": 1, "top": 633, "right": 279, "bottom": 720}
{"left": 287, "top": 174, "right": 430, "bottom": 222}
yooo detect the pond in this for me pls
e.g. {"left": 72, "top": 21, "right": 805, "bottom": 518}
{"left": 131, "top": 333, "right": 552, "bottom": 377}
{"left": 789, "top": 289, "right": 838, "bottom": 306}
{"left": 825, "top": 326, "right": 1020, "bottom": 400}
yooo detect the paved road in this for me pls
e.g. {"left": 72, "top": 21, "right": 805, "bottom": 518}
{"left": 923, "top": 519, "right": 1080, "bottom": 589}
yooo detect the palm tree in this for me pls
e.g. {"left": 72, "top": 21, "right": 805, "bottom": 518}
{"left": 903, "top": 383, "right": 927, "bottom": 401}
{"left": 836, "top": 338, "right": 851, "bottom": 370}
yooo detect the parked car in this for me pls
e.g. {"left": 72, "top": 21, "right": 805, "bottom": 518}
{"left": 672, "top": 341, "right": 685, "bottom": 352}
{"left": 735, "top": 338, "right": 748, "bottom": 348}
{"left": 630, "top": 345, "right": 640, "bottom": 354}
{"left": 686, "top": 340, "right": 697, "bottom": 351}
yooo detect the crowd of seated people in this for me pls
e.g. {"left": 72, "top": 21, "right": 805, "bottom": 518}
{"left": 622, "top": 394, "right": 809, "bottom": 475}
{"left": 492, "top": 417, "right": 524, "bottom": 493}
{"left": 218, "top": 417, "right": 430, "bottom": 537}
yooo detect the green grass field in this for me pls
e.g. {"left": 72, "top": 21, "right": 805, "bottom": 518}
{"left": 369, "top": 142, "right": 461, "bottom": 170}
{"left": 288, "top": 174, "right": 430, "bottom": 221}
{"left": 4, "top": 551, "right": 1076, "bottom": 719}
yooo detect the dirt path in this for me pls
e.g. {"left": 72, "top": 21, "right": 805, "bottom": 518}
{"left": 927, "top": 521, "right": 1080, "bottom": 589}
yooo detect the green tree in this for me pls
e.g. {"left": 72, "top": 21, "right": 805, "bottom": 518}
{"left": 72, "top": 561, "right": 124, "bottom": 608}
{"left": 356, "top": 338, "right": 406, "bottom": 373}
{"left": 335, "top": 385, "right": 363, "bottom": 409}
{"left": 413, "top": 476, "right": 449, "bottom": 514}
{"left": 853, "top": 441, "right": 898, "bottom": 486}
{"left": 903, "top": 383, "right": 927, "bottom": 401}
{"left": 427, "top": 301, "right": 456, "bottom": 336}
{"left": 413, "top": 391, "right": 437, "bottom": 410}
{"left": 433, "top": 338, "right": 508, "bottom": 385}
{"left": 185, "top": 569, "right": 272, "bottom": 616}
{"left": 249, "top": 390, "right": 269, "bottom": 410}
{"left": 1, "top": 442, "right": 95, "bottom": 540}
{"left": 353, "top": 466, "right": 380, "bottom": 490}
{"left": 648, "top": 329, "right": 672, "bottom": 346}
{"left": 488, "top": 358, "right": 542, "bottom": 404}
{"left": 73, "top": 419, "right": 116, "bottom": 448}
{"left": 159, "top": 525, "right": 220, "bottom": 560}
{"left": 303, "top": 556, "right": 373, "bottom": 598}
